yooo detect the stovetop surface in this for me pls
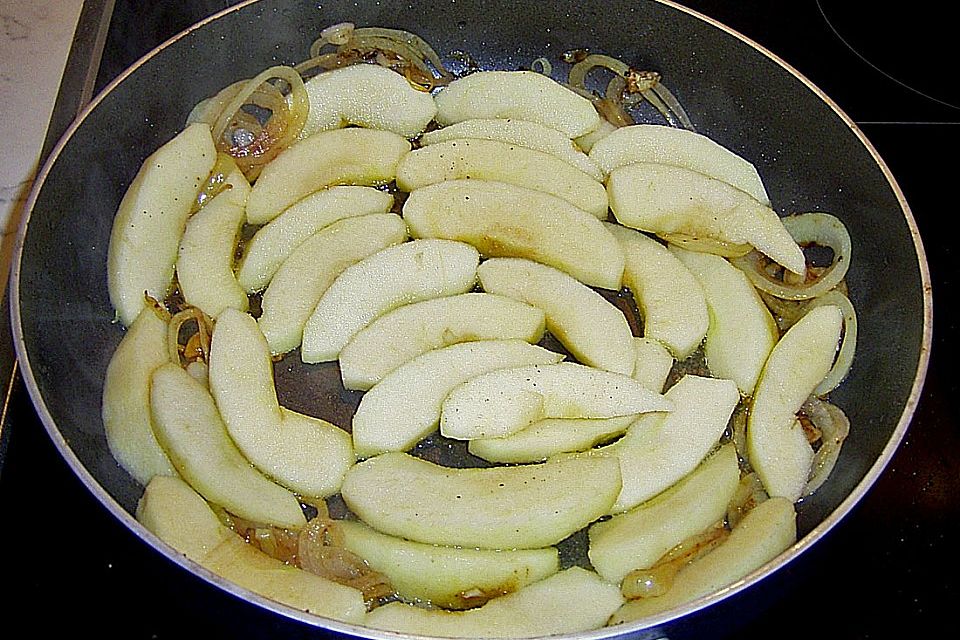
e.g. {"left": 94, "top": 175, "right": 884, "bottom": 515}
{"left": 1, "top": 1, "right": 956, "bottom": 637}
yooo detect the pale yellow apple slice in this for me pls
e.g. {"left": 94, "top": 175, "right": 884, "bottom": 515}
{"left": 605, "top": 223, "right": 709, "bottom": 360}
{"left": 245, "top": 127, "right": 410, "bottom": 224}
{"left": 631, "top": 337, "right": 675, "bottom": 393}
{"left": 149, "top": 363, "right": 306, "bottom": 529}
{"left": 101, "top": 307, "right": 177, "bottom": 485}
{"left": 298, "top": 63, "right": 437, "bottom": 138}
{"left": 341, "top": 452, "right": 621, "bottom": 548}
{"left": 176, "top": 159, "right": 250, "bottom": 318}
{"left": 339, "top": 293, "right": 546, "bottom": 391}
{"left": 589, "top": 124, "right": 770, "bottom": 204}
{"left": 403, "top": 179, "right": 624, "bottom": 290}
{"left": 137, "top": 476, "right": 366, "bottom": 623}
{"left": 208, "top": 308, "right": 354, "bottom": 498}
{"left": 236, "top": 186, "right": 394, "bottom": 293}
{"left": 478, "top": 257, "right": 634, "bottom": 376}
{"left": 420, "top": 118, "right": 603, "bottom": 180}
{"left": 434, "top": 70, "right": 601, "bottom": 138}
{"left": 397, "top": 139, "right": 608, "bottom": 218}
{"left": 351, "top": 340, "right": 562, "bottom": 458}
{"left": 608, "top": 162, "right": 806, "bottom": 276}
{"left": 671, "top": 246, "right": 778, "bottom": 396}
{"left": 748, "top": 304, "right": 843, "bottom": 501}
{"left": 300, "top": 239, "right": 479, "bottom": 363}
{"left": 107, "top": 122, "right": 217, "bottom": 326}
{"left": 467, "top": 416, "right": 635, "bottom": 464}
{"left": 365, "top": 567, "right": 623, "bottom": 638}
{"left": 440, "top": 362, "right": 673, "bottom": 441}
{"left": 588, "top": 443, "right": 740, "bottom": 584}
{"left": 258, "top": 213, "right": 408, "bottom": 355}
{"left": 610, "top": 497, "right": 796, "bottom": 624}
{"left": 336, "top": 520, "right": 559, "bottom": 609}
{"left": 575, "top": 119, "right": 617, "bottom": 153}
{"left": 581, "top": 374, "right": 739, "bottom": 513}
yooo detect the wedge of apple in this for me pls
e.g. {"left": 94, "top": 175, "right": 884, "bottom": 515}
{"left": 351, "top": 340, "right": 562, "bottom": 458}
{"left": 433, "top": 70, "right": 601, "bottom": 138}
{"left": 149, "top": 363, "right": 306, "bottom": 529}
{"left": 208, "top": 308, "right": 354, "bottom": 498}
{"left": 107, "top": 122, "right": 217, "bottom": 326}
{"left": 300, "top": 239, "right": 480, "bottom": 363}
{"left": 608, "top": 162, "right": 806, "bottom": 276}
{"left": 338, "top": 292, "right": 546, "bottom": 391}
{"left": 137, "top": 476, "right": 366, "bottom": 623}
{"left": 631, "top": 337, "right": 675, "bottom": 393}
{"left": 402, "top": 179, "right": 624, "bottom": 290}
{"left": 258, "top": 213, "right": 408, "bottom": 355}
{"left": 101, "top": 307, "right": 177, "bottom": 485}
{"left": 440, "top": 362, "right": 673, "bottom": 441}
{"left": 610, "top": 497, "right": 796, "bottom": 624}
{"left": 478, "top": 257, "right": 634, "bottom": 376}
{"left": 588, "top": 443, "right": 740, "bottom": 584}
{"left": 605, "top": 223, "right": 709, "bottom": 360}
{"left": 236, "top": 186, "right": 394, "bottom": 293}
{"left": 589, "top": 124, "right": 770, "bottom": 204}
{"left": 580, "top": 374, "right": 739, "bottom": 513}
{"left": 748, "top": 304, "right": 843, "bottom": 501}
{"left": 420, "top": 118, "right": 603, "bottom": 180}
{"left": 245, "top": 127, "right": 410, "bottom": 224}
{"left": 365, "top": 567, "right": 623, "bottom": 638}
{"left": 176, "top": 158, "right": 250, "bottom": 318}
{"left": 336, "top": 520, "right": 559, "bottom": 609}
{"left": 671, "top": 246, "right": 778, "bottom": 395}
{"left": 340, "top": 452, "right": 621, "bottom": 549}
{"left": 298, "top": 63, "right": 437, "bottom": 138}
{"left": 397, "top": 139, "right": 608, "bottom": 218}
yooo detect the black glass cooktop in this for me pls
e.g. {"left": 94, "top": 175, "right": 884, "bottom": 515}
{"left": 1, "top": 1, "right": 956, "bottom": 637}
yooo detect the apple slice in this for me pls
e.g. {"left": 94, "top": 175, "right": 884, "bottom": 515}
{"left": 397, "top": 139, "right": 608, "bottom": 218}
{"left": 440, "top": 362, "right": 673, "bottom": 441}
{"left": 137, "top": 476, "right": 366, "bottom": 623}
{"left": 610, "top": 497, "right": 796, "bottom": 624}
{"left": 365, "top": 567, "right": 623, "bottom": 638}
{"left": 351, "top": 340, "right": 562, "bottom": 458}
{"left": 605, "top": 223, "right": 709, "bottom": 360}
{"left": 149, "top": 363, "right": 306, "bottom": 529}
{"left": 575, "top": 119, "right": 617, "bottom": 153}
{"left": 748, "top": 304, "right": 843, "bottom": 501}
{"left": 245, "top": 127, "right": 410, "bottom": 224}
{"left": 580, "top": 374, "right": 739, "bottom": 513}
{"left": 341, "top": 452, "right": 621, "bottom": 548}
{"left": 478, "top": 258, "right": 634, "bottom": 375}
{"left": 208, "top": 308, "right": 354, "bottom": 498}
{"left": 608, "top": 162, "right": 806, "bottom": 276}
{"left": 420, "top": 118, "right": 603, "bottom": 180}
{"left": 298, "top": 63, "right": 437, "bottom": 138}
{"left": 107, "top": 122, "right": 217, "bottom": 326}
{"left": 101, "top": 307, "right": 177, "bottom": 485}
{"left": 300, "top": 239, "right": 479, "bottom": 363}
{"left": 588, "top": 124, "right": 770, "bottom": 204}
{"left": 236, "top": 186, "right": 394, "bottom": 293}
{"left": 336, "top": 519, "right": 559, "bottom": 609}
{"left": 403, "top": 179, "right": 624, "bottom": 290}
{"left": 434, "top": 70, "right": 601, "bottom": 138}
{"left": 176, "top": 158, "right": 250, "bottom": 318}
{"left": 631, "top": 337, "right": 675, "bottom": 393}
{"left": 258, "top": 213, "right": 408, "bottom": 355}
{"left": 338, "top": 292, "right": 546, "bottom": 391}
{"left": 588, "top": 443, "right": 740, "bottom": 584}
{"left": 671, "top": 246, "right": 778, "bottom": 395}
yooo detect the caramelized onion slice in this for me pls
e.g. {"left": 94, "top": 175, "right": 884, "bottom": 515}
{"left": 801, "top": 397, "right": 851, "bottom": 497}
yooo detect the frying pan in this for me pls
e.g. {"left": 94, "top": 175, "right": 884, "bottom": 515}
{"left": 9, "top": 0, "right": 932, "bottom": 637}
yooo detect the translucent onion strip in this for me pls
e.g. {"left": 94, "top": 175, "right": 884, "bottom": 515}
{"left": 801, "top": 397, "right": 851, "bottom": 497}
{"left": 733, "top": 212, "right": 852, "bottom": 301}
{"left": 809, "top": 289, "right": 858, "bottom": 396}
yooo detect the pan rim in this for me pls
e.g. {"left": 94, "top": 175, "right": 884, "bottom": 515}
{"left": 8, "top": 0, "right": 933, "bottom": 637}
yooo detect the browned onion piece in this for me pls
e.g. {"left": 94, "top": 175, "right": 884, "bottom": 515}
{"left": 166, "top": 306, "right": 213, "bottom": 368}
{"left": 726, "top": 473, "right": 768, "bottom": 529}
{"left": 351, "top": 27, "right": 454, "bottom": 82}
{"left": 621, "top": 522, "right": 729, "bottom": 600}
{"left": 801, "top": 397, "right": 851, "bottom": 497}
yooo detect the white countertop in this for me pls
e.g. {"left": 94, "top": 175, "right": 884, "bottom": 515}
{"left": 1, "top": 0, "right": 84, "bottom": 286}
